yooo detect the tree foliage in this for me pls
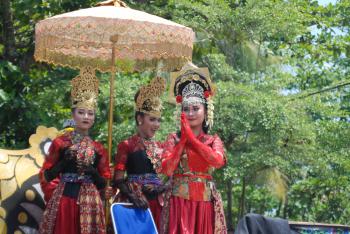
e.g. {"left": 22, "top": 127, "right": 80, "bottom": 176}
{"left": 1, "top": 0, "right": 350, "bottom": 228}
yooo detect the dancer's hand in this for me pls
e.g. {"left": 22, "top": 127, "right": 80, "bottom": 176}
{"left": 142, "top": 184, "right": 169, "bottom": 196}
{"left": 128, "top": 193, "right": 149, "bottom": 209}
{"left": 82, "top": 164, "right": 107, "bottom": 190}
{"left": 115, "top": 179, "right": 149, "bottom": 209}
{"left": 179, "top": 113, "right": 189, "bottom": 144}
{"left": 181, "top": 113, "right": 195, "bottom": 142}
{"left": 82, "top": 164, "right": 98, "bottom": 176}
{"left": 63, "top": 148, "right": 77, "bottom": 164}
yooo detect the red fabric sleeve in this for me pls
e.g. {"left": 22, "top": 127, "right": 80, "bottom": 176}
{"left": 212, "top": 134, "right": 227, "bottom": 166}
{"left": 39, "top": 137, "right": 65, "bottom": 202}
{"left": 114, "top": 140, "right": 129, "bottom": 171}
{"left": 94, "top": 141, "right": 112, "bottom": 179}
{"left": 42, "top": 137, "right": 64, "bottom": 170}
{"left": 187, "top": 133, "right": 226, "bottom": 168}
{"left": 160, "top": 133, "right": 186, "bottom": 176}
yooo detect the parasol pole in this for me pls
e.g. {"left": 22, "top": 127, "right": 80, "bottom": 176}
{"left": 108, "top": 37, "right": 119, "bottom": 160}
{"left": 106, "top": 34, "right": 118, "bottom": 225}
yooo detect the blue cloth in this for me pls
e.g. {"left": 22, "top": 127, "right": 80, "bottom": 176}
{"left": 235, "top": 213, "right": 350, "bottom": 234}
{"left": 127, "top": 173, "right": 162, "bottom": 186}
{"left": 111, "top": 203, "right": 158, "bottom": 234}
{"left": 292, "top": 226, "right": 350, "bottom": 234}
{"left": 61, "top": 173, "right": 93, "bottom": 183}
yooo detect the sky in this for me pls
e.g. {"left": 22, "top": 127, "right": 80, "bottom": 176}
{"left": 317, "top": 0, "right": 337, "bottom": 6}
{"left": 311, "top": 0, "right": 346, "bottom": 37}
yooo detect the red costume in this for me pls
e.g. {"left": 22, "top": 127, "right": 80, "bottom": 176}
{"left": 160, "top": 62, "right": 228, "bottom": 234}
{"left": 161, "top": 131, "right": 226, "bottom": 234}
{"left": 39, "top": 130, "right": 111, "bottom": 234}
{"left": 114, "top": 134, "right": 164, "bottom": 230}
{"left": 113, "top": 77, "right": 167, "bottom": 231}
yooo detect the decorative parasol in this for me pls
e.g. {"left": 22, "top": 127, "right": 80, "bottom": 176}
{"left": 34, "top": 0, "right": 194, "bottom": 161}
{"left": 34, "top": 2, "right": 194, "bottom": 73}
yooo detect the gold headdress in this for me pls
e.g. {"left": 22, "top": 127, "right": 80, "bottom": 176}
{"left": 135, "top": 76, "right": 166, "bottom": 118}
{"left": 170, "top": 62, "right": 216, "bottom": 129}
{"left": 71, "top": 67, "right": 99, "bottom": 110}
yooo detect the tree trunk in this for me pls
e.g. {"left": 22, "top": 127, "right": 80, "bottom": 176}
{"left": 276, "top": 199, "right": 283, "bottom": 217}
{"left": 283, "top": 194, "right": 288, "bottom": 219}
{"left": 1, "top": 0, "right": 16, "bottom": 61}
{"left": 238, "top": 177, "right": 246, "bottom": 219}
{"left": 226, "top": 179, "right": 234, "bottom": 231}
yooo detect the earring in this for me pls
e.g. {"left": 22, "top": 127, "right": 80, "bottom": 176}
{"left": 138, "top": 121, "right": 142, "bottom": 125}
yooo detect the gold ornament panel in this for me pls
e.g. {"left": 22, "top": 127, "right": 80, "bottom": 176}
{"left": 0, "top": 126, "right": 58, "bottom": 233}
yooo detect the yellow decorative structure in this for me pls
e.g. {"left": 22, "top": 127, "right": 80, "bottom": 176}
{"left": 0, "top": 206, "right": 6, "bottom": 234}
{"left": 0, "top": 126, "right": 59, "bottom": 233}
{"left": 0, "top": 220, "right": 6, "bottom": 234}
{"left": 25, "top": 190, "right": 36, "bottom": 202}
{"left": 18, "top": 212, "right": 28, "bottom": 224}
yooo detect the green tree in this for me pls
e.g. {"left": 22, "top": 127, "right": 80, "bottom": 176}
{"left": 1, "top": 0, "right": 350, "bottom": 228}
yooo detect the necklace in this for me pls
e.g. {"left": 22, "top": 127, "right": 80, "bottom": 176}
{"left": 70, "top": 131, "right": 95, "bottom": 174}
{"left": 71, "top": 131, "right": 85, "bottom": 144}
{"left": 140, "top": 136, "right": 162, "bottom": 173}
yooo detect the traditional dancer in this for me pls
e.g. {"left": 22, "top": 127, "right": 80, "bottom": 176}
{"left": 39, "top": 68, "right": 111, "bottom": 234}
{"left": 113, "top": 77, "right": 167, "bottom": 230}
{"left": 160, "top": 63, "right": 227, "bottom": 234}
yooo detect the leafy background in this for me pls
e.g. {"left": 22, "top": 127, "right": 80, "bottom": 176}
{"left": 1, "top": 0, "right": 350, "bottom": 230}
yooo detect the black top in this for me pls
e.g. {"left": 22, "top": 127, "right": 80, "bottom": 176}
{"left": 235, "top": 213, "right": 298, "bottom": 234}
{"left": 62, "top": 153, "right": 101, "bottom": 198}
{"left": 126, "top": 150, "right": 156, "bottom": 175}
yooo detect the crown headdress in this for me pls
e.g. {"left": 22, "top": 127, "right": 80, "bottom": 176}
{"left": 135, "top": 76, "right": 166, "bottom": 118}
{"left": 71, "top": 67, "right": 99, "bottom": 110}
{"left": 181, "top": 82, "right": 205, "bottom": 105}
{"left": 170, "top": 62, "right": 216, "bottom": 129}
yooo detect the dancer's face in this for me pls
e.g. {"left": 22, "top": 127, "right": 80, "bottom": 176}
{"left": 137, "top": 114, "right": 161, "bottom": 139}
{"left": 72, "top": 108, "right": 95, "bottom": 132}
{"left": 182, "top": 103, "right": 206, "bottom": 129}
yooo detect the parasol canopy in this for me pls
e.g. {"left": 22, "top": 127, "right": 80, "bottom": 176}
{"left": 34, "top": 4, "right": 195, "bottom": 72}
